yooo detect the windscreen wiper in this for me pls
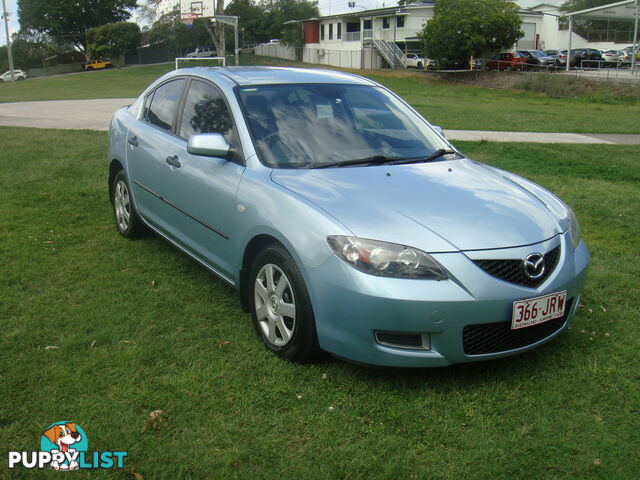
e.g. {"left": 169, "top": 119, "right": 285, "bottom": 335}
{"left": 391, "top": 149, "right": 460, "bottom": 165}
{"left": 314, "top": 155, "right": 408, "bottom": 169}
{"left": 314, "top": 150, "right": 460, "bottom": 169}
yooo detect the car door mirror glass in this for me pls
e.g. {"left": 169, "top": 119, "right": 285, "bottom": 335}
{"left": 187, "top": 133, "right": 231, "bottom": 158}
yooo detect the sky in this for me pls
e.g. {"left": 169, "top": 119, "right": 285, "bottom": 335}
{"left": 1, "top": 0, "right": 19, "bottom": 47}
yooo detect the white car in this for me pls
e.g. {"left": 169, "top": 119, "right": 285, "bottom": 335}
{"left": 404, "top": 54, "right": 435, "bottom": 70}
{"left": 0, "top": 69, "right": 27, "bottom": 82}
{"left": 186, "top": 47, "right": 217, "bottom": 58}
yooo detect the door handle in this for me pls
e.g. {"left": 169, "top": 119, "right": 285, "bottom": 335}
{"left": 127, "top": 135, "right": 138, "bottom": 147}
{"left": 165, "top": 155, "right": 181, "bottom": 168}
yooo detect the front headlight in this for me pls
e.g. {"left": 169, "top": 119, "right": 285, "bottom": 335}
{"left": 327, "top": 236, "right": 448, "bottom": 280}
{"left": 568, "top": 208, "right": 582, "bottom": 250}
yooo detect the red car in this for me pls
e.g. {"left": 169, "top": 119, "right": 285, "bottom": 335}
{"left": 486, "top": 52, "right": 527, "bottom": 71}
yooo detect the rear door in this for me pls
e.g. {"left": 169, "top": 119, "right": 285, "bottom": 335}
{"left": 126, "top": 77, "right": 188, "bottom": 237}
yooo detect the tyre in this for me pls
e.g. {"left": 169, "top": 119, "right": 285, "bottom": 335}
{"left": 86, "top": 66, "right": 94, "bottom": 71}
{"left": 105, "top": 64, "right": 113, "bottom": 69}
{"left": 17, "top": 76, "right": 25, "bottom": 80}
{"left": 111, "top": 170, "right": 147, "bottom": 238}
{"left": 249, "top": 243, "right": 321, "bottom": 363}
{"left": 417, "top": 61, "right": 423, "bottom": 70}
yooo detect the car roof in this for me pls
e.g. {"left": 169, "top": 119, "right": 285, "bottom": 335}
{"left": 173, "top": 66, "right": 376, "bottom": 87}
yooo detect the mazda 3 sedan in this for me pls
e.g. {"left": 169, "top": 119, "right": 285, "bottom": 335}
{"left": 108, "top": 67, "right": 589, "bottom": 367}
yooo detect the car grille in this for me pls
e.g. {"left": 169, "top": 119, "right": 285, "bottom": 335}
{"left": 473, "top": 245, "right": 561, "bottom": 288}
{"left": 463, "top": 299, "right": 573, "bottom": 355}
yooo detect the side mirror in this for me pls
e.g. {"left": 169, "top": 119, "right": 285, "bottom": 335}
{"left": 433, "top": 126, "right": 445, "bottom": 138}
{"left": 187, "top": 133, "right": 230, "bottom": 157}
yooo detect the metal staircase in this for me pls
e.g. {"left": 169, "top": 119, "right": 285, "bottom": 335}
{"left": 371, "top": 38, "right": 406, "bottom": 69}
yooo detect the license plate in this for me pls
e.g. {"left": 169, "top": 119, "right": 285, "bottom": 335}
{"left": 511, "top": 291, "right": 567, "bottom": 330}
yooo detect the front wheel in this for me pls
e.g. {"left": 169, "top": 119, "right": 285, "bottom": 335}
{"left": 417, "top": 62, "right": 423, "bottom": 70}
{"left": 111, "top": 170, "right": 147, "bottom": 238}
{"left": 249, "top": 244, "right": 321, "bottom": 363}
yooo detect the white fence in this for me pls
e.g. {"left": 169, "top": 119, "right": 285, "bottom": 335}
{"left": 255, "top": 44, "right": 371, "bottom": 70}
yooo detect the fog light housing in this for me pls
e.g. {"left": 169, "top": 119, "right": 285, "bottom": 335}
{"left": 375, "top": 332, "right": 431, "bottom": 350}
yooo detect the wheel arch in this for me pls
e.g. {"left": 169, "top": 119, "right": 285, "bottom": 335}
{"left": 239, "top": 234, "right": 285, "bottom": 312}
{"left": 108, "top": 158, "right": 125, "bottom": 203}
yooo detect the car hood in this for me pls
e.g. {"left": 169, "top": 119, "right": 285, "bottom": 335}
{"left": 271, "top": 158, "right": 570, "bottom": 252}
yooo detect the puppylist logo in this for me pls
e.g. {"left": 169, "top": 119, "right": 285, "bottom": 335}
{"left": 8, "top": 421, "right": 128, "bottom": 471}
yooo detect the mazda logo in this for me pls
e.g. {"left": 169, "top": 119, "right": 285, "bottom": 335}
{"left": 523, "top": 253, "right": 545, "bottom": 279}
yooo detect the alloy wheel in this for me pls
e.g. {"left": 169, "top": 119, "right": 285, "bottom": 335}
{"left": 254, "top": 263, "right": 296, "bottom": 347}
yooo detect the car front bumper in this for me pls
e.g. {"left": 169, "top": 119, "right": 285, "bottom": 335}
{"left": 307, "top": 233, "right": 589, "bottom": 367}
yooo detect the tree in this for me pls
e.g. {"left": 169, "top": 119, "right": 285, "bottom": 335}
{"left": 17, "top": 0, "right": 137, "bottom": 56}
{"left": 86, "top": 22, "right": 141, "bottom": 61}
{"left": 225, "top": 0, "right": 265, "bottom": 46}
{"left": 261, "top": 0, "right": 318, "bottom": 41}
{"left": 419, "top": 0, "right": 523, "bottom": 65}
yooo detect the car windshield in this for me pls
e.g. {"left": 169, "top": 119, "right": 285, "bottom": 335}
{"left": 238, "top": 84, "right": 450, "bottom": 169}
{"left": 530, "top": 51, "right": 545, "bottom": 57}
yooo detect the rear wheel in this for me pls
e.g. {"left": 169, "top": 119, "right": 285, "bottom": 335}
{"left": 111, "top": 170, "right": 147, "bottom": 238}
{"left": 249, "top": 243, "right": 321, "bottom": 363}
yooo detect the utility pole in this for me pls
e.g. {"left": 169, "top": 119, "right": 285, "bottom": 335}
{"left": 1, "top": 0, "right": 15, "bottom": 81}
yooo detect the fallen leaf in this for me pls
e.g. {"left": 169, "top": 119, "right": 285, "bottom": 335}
{"left": 594, "top": 459, "right": 601, "bottom": 466}
{"left": 141, "top": 410, "right": 165, "bottom": 433}
{"left": 90, "top": 340, "right": 97, "bottom": 349}
{"left": 151, "top": 280, "right": 157, "bottom": 287}
{"left": 600, "top": 306, "right": 607, "bottom": 313}
{"left": 120, "top": 340, "right": 137, "bottom": 345}
{"left": 44, "top": 345, "right": 59, "bottom": 350}
{"left": 218, "top": 341, "right": 230, "bottom": 348}
{"left": 126, "top": 468, "right": 144, "bottom": 480}
{"left": 588, "top": 308, "right": 593, "bottom": 314}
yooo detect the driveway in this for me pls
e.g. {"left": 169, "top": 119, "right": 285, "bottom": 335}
{"left": 1, "top": 99, "right": 640, "bottom": 145}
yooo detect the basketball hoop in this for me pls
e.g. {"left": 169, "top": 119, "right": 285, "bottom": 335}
{"left": 181, "top": 13, "right": 197, "bottom": 26}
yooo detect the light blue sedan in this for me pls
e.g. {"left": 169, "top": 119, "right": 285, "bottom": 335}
{"left": 108, "top": 67, "right": 589, "bottom": 367}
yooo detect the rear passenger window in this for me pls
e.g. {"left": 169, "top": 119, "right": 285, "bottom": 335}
{"left": 146, "top": 79, "right": 186, "bottom": 132}
{"left": 179, "top": 80, "right": 234, "bottom": 141}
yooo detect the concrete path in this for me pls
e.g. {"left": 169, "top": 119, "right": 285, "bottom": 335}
{"left": 1, "top": 98, "right": 639, "bottom": 145}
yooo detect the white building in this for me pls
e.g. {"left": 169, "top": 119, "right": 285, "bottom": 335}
{"left": 256, "top": 0, "right": 627, "bottom": 69}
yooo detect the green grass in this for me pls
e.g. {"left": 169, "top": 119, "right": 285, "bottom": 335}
{"left": 1, "top": 56, "right": 639, "bottom": 134}
{"left": 1, "top": 126, "right": 639, "bottom": 479}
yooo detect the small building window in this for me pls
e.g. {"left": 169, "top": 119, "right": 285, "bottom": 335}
{"left": 383, "top": 17, "right": 391, "bottom": 29}
{"left": 321, "top": 24, "right": 325, "bottom": 40}
{"left": 329, "top": 23, "right": 333, "bottom": 40}
{"left": 337, "top": 23, "right": 342, "bottom": 39}
{"left": 396, "top": 16, "right": 405, "bottom": 28}
{"left": 363, "top": 19, "right": 372, "bottom": 30}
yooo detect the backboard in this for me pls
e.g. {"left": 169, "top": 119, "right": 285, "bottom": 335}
{"left": 180, "top": 0, "right": 215, "bottom": 24}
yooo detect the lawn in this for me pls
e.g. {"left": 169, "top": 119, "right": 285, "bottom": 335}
{"left": 1, "top": 126, "right": 639, "bottom": 479}
{"left": 1, "top": 56, "right": 639, "bottom": 134}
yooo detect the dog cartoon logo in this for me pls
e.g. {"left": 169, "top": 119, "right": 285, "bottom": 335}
{"left": 40, "top": 422, "right": 88, "bottom": 470}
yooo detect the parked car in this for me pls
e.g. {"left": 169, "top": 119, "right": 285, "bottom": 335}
{"left": 83, "top": 60, "right": 113, "bottom": 71}
{"left": 622, "top": 46, "right": 639, "bottom": 61}
{"left": 0, "top": 69, "right": 27, "bottom": 82}
{"left": 486, "top": 52, "right": 527, "bottom": 71}
{"left": 601, "top": 50, "right": 627, "bottom": 66}
{"left": 108, "top": 67, "right": 589, "bottom": 367}
{"left": 186, "top": 46, "right": 217, "bottom": 58}
{"left": 544, "top": 49, "right": 568, "bottom": 66}
{"left": 404, "top": 53, "right": 435, "bottom": 70}
{"left": 517, "top": 50, "right": 556, "bottom": 69}
{"left": 567, "top": 48, "right": 604, "bottom": 67}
